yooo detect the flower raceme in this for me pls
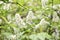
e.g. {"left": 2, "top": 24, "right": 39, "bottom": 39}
{"left": 15, "top": 13, "right": 26, "bottom": 28}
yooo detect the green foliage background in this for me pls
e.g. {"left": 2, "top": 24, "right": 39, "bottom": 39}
{"left": 0, "top": 0, "right": 60, "bottom": 40}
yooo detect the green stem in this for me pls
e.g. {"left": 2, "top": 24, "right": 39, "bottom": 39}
{"left": 0, "top": 16, "right": 17, "bottom": 28}
{"left": 0, "top": 16, "right": 9, "bottom": 24}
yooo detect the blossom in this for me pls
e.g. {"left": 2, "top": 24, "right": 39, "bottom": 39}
{"left": 0, "top": 1, "right": 4, "bottom": 4}
{"left": 52, "top": 27, "right": 59, "bottom": 40}
{"left": 9, "top": 35, "right": 16, "bottom": 40}
{"left": 35, "top": 18, "right": 49, "bottom": 29}
{"left": 40, "top": 18, "right": 49, "bottom": 25}
{"left": 52, "top": 5, "right": 57, "bottom": 9}
{"left": 28, "top": 2, "right": 32, "bottom": 6}
{"left": 26, "top": 10, "right": 36, "bottom": 25}
{"left": 15, "top": 13, "right": 26, "bottom": 28}
{"left": 41, "top": 0, "right": 48, "bottom": 8}
{"left": 52, "top": 12, "right": 59, "bottom": 22}
{"left": 3, "top": 3, "right": 11, "bottom": 10}
{"left": 9, "top": 0, "right": 13, "bottom": 2}
{"left": 52, "top": 4, "right": 60, "bottom": 10}
{"left": 7, "top": 14, "right": 12, "bottom": 22}
{"left": 11, "top": 35, "right": 16, "bottom": 39}
{"left": 27, "top": 0, "right": 33, "bottom": 6}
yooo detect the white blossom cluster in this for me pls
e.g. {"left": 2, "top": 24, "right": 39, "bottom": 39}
{"left": 9, "top": 0, "right": 13, "bottom": 2}
{"left": 26, "top": 10, "right": 36, "bottom": 25}
{"left": 34, "top": 18, "right": 50, "bottom": 29}
{"left": 41, "top": 0, "right": 48, "bottom": 8}
{"left": 52, "top": 4, "right": 60, "bottom": 9}
{"left": 52, "top": 27, "right": 59, "bottom": 40}
{"left": 15, "top": 13, "right": 26, "bottom": 28}
{"left": 3, "top": 3, "right": 11, "bottom": 10}
{"left": 0, "top": 1, "right": 4, "bottom": 4}
{"left": 6, "top": 9, "right": 60, "bottom": 30}
{"left": 52, "top": 12, "right": 59, "bottom": 22}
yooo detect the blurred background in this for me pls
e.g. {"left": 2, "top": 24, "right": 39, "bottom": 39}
{"left": 0, "top": 0, "right": 60, "bottom": 40}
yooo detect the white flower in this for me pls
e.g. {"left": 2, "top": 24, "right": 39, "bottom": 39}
{"left": 15, "top": 13, "right": 26, "bottom": 28}
{"left": 11, "top": 35, "right": 16, "bottom": 39}
{"left": 10, "top": 35, "right": 16, "bottom": 40}
{"left": 28, "top": 2, "right": 32, "bottom": 6}
{"left": 26, "top": 10, "right": 36, "bottom": 25}
{"left": 41, "top": 0, "right": 48, "bottom": 8}
{"left": 40, "top": 18, "right": 49, "bottom": 26}
{"left": 27, "top": 0, "right": 33, "bottom": 6}
{"left": 52, "top": 4, "right": 60, "bottom": 9}
{"left": 0, "top": 1, "right": 4, "bottom": 4}
{"left": 34, "top": 23, "right": 40, "bottom": 29}
{"left": 9, "top": 0, "right": 13, "bottom": 2}
{"left": 7, "top": 14, "right": 12, "bottom": 22}
{"left": 59, "top": 4, "right": 60, "bottom": 7}
{"left": 26, "top": 10, "right": 36, "bottom": 19}
{"left": 52, "top": 12, "right": 59, "bottom": 22}
{"left": 35, "top": 18, "right": 49, "bottom": 29}
{"left": 52, "top": 5, "right": 58, "bottom": 10}
{"left": 3, "top": 3, "right": 11, "bottom": 10}
{"left": 52, "top": 28, "right": 59, "bottom": 39}
{"left": 56, "top": 4, "right": 60, "bottom": 7}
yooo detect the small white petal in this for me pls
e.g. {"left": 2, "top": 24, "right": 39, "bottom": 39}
{"left": 41, "top": 0, "right": 48, "bottom": 8}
